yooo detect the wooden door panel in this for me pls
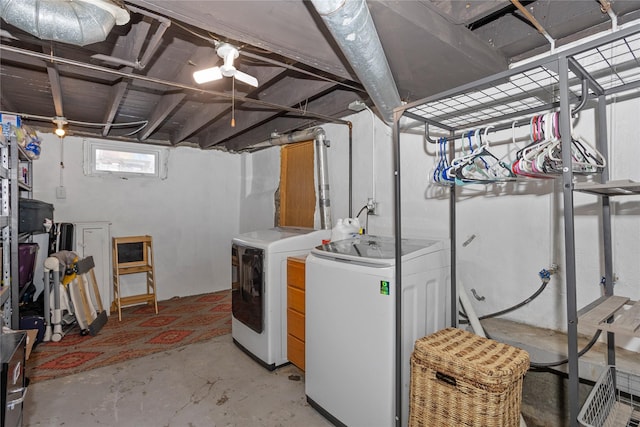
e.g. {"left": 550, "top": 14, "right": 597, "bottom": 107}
{"left": 279, "top": 141, "right": 315, "bottom": 227}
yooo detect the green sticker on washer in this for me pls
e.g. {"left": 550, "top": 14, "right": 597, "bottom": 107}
{"left": 380, "top": 280, "right": 390, "bottom": 295}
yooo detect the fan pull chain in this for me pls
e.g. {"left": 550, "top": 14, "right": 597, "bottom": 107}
{"left": 231, "top": 76, "right": 236, "bottom": 127}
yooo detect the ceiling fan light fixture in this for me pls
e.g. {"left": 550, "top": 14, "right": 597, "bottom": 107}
{"left": 193, "top": 66, "right": 224, "bottom": 84}
{"left": 192, "top": 42, "right": 258, "bottom": 87}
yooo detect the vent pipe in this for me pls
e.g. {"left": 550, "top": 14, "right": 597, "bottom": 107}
{"left": 0, "top": 0, "right": 130, "bottom": 46}
{"left": 251, "top": 127, "right": 332, "bottom": 230}
{"left": 314, "top": 129, "right": 332, "bottom": 230}
{"left": 311, "top": 0, "right": 402, "bottom": 124}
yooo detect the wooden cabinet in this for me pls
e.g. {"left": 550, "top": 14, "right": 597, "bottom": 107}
{"left": 287, "top": 255, "right": 306, "bottom": 370}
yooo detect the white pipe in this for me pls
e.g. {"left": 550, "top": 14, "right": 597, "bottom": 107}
{"left": 363, "top": 106, "right": 376, "bottom": 205}
{"left": 315, "top": 131, "right": 332, "bottom": 230}
{"left": 458, "top": 281, "right": 485, "bottom": 338}
{"left": 458, "top": 281, "right": 528, "bottom": 427}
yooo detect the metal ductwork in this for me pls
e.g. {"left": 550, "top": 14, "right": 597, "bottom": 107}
{"left": 0, "top": 0, "right": 130, "bottom": 46}
{"left": 311, "top": 0, "right": 402, "bottom": 124}
{"left": 252, "top": 127, "right": 333, "bottom": 230}
{"left": 313, "top": 129, "right": 332, "bottom": 231}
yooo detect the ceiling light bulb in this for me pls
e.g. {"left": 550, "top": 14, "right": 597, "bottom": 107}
{"left": 53, "top": 116, "right": 67, "bottom": 137}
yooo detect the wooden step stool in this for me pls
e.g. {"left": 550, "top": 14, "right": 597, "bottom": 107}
{"left": 111, "top": 235, "right": 158, "bottom": 321}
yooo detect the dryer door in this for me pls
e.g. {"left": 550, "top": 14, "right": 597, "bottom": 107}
{"left": 231, "top": 244, "right": 264, "bottom": 333}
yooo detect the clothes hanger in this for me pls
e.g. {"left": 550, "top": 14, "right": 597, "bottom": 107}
{"left": 512, "top": 114, "right": 555, "bottom": 179}
{"left": 454, "top": 126, "right": 517, "bottom": 184}
{"left": 541, "top": 111, "right": 606, "bottom": 174}
{"left": 432, "top": 137, "right": 454, "bottom": 185}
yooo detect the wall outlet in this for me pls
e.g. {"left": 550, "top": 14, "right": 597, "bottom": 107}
{"left": 56, "top": 186, "right": 66, "bottom": 199}
{"left": 367, "top": 198, "right": 377, "bottom": 215}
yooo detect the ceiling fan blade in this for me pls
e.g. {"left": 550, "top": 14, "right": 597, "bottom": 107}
{"left": 234, "top": 70, "right": 259, "bottom": 87}
{"left": 193, "top": 66, "right": 223, "bottom": 84}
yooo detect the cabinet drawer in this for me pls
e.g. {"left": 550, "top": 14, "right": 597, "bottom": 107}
{"left": 287, "top": 286, "right": 305, "bottom": 314}
{"left": 287, "top": 334, "right": 305, "bottom": 371}
{"left": 287, "top": 308, "right": 305, "bottom": 340}
{"left": 287, "top": 258, "right": 306, "bottom": 290}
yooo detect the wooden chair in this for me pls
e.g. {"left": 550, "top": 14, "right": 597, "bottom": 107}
{"left": 111, "top": 235, "right": 158, "bottom": 321}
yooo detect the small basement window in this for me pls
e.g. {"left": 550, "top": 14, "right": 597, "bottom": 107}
{"left": 83, "top": 139, "right": 168, "bottom": 179}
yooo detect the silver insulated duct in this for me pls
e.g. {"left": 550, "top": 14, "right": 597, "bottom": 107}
{"left": 0, "top": 0, "right": 130, "bottom": 46}
{"left": 251, "top": 127, "right": 333, "bottom": 230}
{"left": 311, "top": 0, "right": 402, "bottom": 123}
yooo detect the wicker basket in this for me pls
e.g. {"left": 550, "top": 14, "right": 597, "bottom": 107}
{"left": 409, "top": 328, "right": 530, "bottom": 427}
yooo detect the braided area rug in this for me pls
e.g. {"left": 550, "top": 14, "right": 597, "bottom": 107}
{"left": 26, "top": 289, "right": 231, "bottom": 383}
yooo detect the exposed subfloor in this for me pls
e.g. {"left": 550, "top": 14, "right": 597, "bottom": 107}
{"left": 22, "top": 326, "right": 631, "bottom": 427}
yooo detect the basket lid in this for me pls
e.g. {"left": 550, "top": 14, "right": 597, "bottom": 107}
{"left": 413, "top": 328, "right": 530, "bottom": 390}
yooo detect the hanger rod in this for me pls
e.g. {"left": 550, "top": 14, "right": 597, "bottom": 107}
{"left": 424, "top": 111, "right": 556, "bottom": 144}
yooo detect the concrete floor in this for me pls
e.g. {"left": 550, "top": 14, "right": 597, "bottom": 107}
{"left": 23, "top": 334, "right": 332, "bottom": 427}
{"left": 22, "top": 325, "right": 620, "bottom": 427}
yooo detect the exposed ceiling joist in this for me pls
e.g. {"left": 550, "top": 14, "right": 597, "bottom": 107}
{"left": 1, "top": 0, "right": 635, "bottom": 151}
{"left": 102, "top": 17, "right": 152, "bottom": 136}
{"left": 201, "top": 79, "right": 339, "bottom": 148}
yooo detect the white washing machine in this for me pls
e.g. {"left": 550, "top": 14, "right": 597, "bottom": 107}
{"left": 305, "top": 235, "right": 450, "bottom": 427}
{"left": 231, "top": 227, "right": 330, "bottom": 370}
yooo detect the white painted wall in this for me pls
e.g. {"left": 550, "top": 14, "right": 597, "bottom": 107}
{"left": 32, "top": 93, "right": 640, "bottom": 351}
{"left": 33, "top": 134, "right": 242, "bottom": 301}
{"left": 300, "top": 97, "right": 640, "bottom": 350}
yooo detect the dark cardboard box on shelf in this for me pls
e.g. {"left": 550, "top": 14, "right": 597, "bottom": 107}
{"left": 19, "top": 198, "right": 53, "bottom": 234}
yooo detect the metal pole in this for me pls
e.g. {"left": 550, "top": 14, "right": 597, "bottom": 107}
{"left": 392, "top": 110, "right": 403, "bottom": 427}
{"left": 9, "top": 136, "right": 19, "bottom": 328}
{"left": 449, "top": 129, "right": 457, "bottom": 327}
{"left": 349, "top": 123, "right": 353, "bottom": 218}
{"left": 596, "top": 94, "right": 615, "bottom": 365}
{"left": 559, "top": 55, "right": 579, "bottom": 427}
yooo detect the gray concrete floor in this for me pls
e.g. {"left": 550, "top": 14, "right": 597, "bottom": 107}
{"left": 24, "top": 334, "right": 333, "bottom": 427}
{"left": 23, "top": 323, "right": 622, "bottom": 427}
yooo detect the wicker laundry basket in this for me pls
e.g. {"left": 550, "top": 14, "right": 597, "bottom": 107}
{"left": 409, "top": 327, "right": 530, "bottom": 427}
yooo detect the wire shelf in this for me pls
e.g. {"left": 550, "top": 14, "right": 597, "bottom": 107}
{"left": 578, "top": 366, "right": 640, "bottom": 427}
{"left": 403, "top": 24, "right": 640, "bottom": 132}
{"left": 406, "top": 65, "right": 570, "bottom": 131}
{"left": 573, "top": 31, "right": 640, "bottom": 92}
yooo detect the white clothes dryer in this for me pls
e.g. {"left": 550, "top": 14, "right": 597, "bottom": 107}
{"left": 231, "top": 227, "right": 330, "bottom": 370}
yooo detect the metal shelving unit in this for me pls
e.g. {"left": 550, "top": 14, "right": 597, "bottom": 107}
{"left": 1, "top": 133, "right": 11, "bottom": 317}
{"left": 392, "top": 23, "right": 640, "bottom": 427}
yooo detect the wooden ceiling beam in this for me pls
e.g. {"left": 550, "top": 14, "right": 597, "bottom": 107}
{"left": 41, "top": 47, "right": 64, "bottom": 118}
{"left": 138, "top": 46, "right": 214, "bottom": 141}
{"left": 200, "top": 78, "right": 338, "bottom": 148}
{"left": 101, "top": 18, "right": 152, "bottom": 136}
{"left": 171, "top": 65, "right": 287, "bottom": 144}
{"left": 223, "top": 89, "right": 359, "bottom": 152}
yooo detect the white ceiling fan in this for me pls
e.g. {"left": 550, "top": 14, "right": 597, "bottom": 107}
{"left": 193, "top": 43, "right": 258, "bottom": 87}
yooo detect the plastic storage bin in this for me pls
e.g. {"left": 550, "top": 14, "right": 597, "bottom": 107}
{"left": 18, "top": 243, "right": 38, "bottom": 297}
{"left": 578, "top": 366, "right": 640, "bottom": 427}
{"left": 409, "top": 327, "right": 530, "bottom": 427}
{"left": 19, "top": 198, "right": 53, "bottom": 234}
